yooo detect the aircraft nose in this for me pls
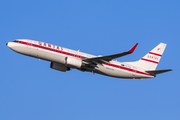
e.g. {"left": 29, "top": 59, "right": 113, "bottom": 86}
{"left": 6, "top": 43, "right": 8, "bottom": 46}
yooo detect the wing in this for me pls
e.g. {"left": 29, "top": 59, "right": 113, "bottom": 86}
{"left": 83, "top": 43, "right": 138, "bottom": 63}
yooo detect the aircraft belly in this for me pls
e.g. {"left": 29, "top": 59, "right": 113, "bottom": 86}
{"left": 95, "top": 65, "right": 133, "bottom": 78}
{"left": 95, "top": 65, "right": 153, "bottom": 79}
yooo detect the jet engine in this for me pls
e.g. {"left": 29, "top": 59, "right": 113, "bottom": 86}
{"left": 65, "top": 57, "right": 82, "bottom": 68}
{"left": 50, "top": 62, "right": 70, "bottom": 72}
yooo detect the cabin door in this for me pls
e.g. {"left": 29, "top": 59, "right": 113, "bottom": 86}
{"left": 132, "top": 67, "right": 137, "bottom": 76}
{"left": 27, "top": 41, "right": 32, "bottom": 49}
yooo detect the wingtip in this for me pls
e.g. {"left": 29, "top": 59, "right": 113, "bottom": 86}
{"left": 128, "top": 43, "right": 138, "bottom": 53}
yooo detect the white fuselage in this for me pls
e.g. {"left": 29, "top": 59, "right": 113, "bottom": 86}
{"left": 7, "top": 39, "right": 154, "bottom": 79}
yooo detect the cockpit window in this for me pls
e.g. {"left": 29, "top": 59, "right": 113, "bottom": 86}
{"left": 13, "top": 40, "right": 21, "bottom": 43}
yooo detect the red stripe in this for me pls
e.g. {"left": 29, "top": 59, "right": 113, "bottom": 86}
{"left": 141, "top": 58, "right": 158, "bottom": 64}
{"left": 149, "top": 52, "right": 162, "bottom": 56}
{"left": 103, "top": 63, "right": 154, "bottom": 77}
{"left": 18, "top": 41, "right": 87, "bottom": 59}
{"left": 16, "top": 41, "right": 154, "bottom": 77}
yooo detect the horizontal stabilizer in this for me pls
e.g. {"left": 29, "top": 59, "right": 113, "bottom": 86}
{"left": 146, "top": 69, "right": 173, "bottom": 75}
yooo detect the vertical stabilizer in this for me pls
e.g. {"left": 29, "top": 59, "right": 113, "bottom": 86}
{"left": 126, "top": 43, "right": 167, "bottom": 70}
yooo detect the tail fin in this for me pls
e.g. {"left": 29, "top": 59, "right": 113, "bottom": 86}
{"left": 126, "top": 43, "right": 167, "bottom": 70}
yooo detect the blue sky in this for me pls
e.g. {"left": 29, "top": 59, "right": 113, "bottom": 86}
{"left": 1, "top": 0, "right": 180, "bottom": 120}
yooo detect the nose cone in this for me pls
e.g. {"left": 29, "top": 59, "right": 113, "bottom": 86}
{"left": 6, "top": 42, "right": 12, "bottom": 48}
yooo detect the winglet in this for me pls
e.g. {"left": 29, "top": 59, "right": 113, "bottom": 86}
{"left": 128, "top": 43, "right": 138, "bottom": 53}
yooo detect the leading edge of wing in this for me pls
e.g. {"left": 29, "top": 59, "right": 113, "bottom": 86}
{"left": 83, "top": 43, "right": 138, "bottom": 63}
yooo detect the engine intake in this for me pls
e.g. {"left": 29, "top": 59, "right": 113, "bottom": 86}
{"left": 50, "top": 62, "right": 70, "bottom": 72}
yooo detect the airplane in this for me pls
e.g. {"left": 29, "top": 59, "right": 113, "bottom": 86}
{"left": 6, "top": 39, "right": 172, "bottom": 79}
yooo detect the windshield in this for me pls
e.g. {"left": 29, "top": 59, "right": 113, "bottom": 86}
{"left": 13, "top": 40, "right": 21, "bottom": 43}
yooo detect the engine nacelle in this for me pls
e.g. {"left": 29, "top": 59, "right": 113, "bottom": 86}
{"left": 50, "top": 62, "right": 70, "bottom": 72}
{"left": 65, "top": 57, "right": 82, "bottom": 68}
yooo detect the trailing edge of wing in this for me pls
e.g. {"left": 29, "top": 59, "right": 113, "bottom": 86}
{"left": 146, "top": 69, "right": 173, "bottom": 75}
{"left": 83, "top": 43, "right": 138, "bottom": 63}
